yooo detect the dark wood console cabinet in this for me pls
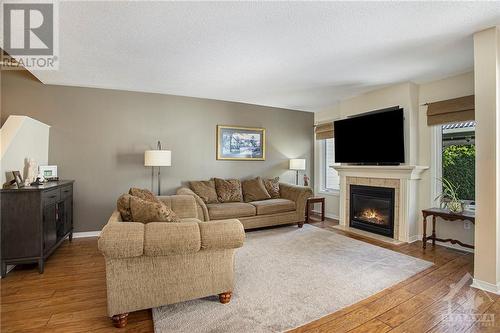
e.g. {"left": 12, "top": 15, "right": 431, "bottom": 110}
{"left": 1, "top": 180, "right": 74, "bottom": 277}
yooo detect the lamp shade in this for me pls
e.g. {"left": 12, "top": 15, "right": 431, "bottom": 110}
{"left": 144, "top": 150, "right": 171, "bottom": 166}
{"left": 289, "top": 158, "right": 306, "bottom": 170}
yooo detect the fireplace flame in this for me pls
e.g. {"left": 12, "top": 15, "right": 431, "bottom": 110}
{"left": 360, "top": 209, "right": 385, "bottom": 224}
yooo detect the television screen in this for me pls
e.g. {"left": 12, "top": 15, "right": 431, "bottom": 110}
{"left": 333, "top": 108, "right": 405, "bottom": 164}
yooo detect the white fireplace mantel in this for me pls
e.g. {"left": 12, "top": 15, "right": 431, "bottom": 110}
{"left": 332, "top": 164, "right": 429, "bottom": 243}
{"left": 332, "top": 165, "right": 428, "bottom": 180}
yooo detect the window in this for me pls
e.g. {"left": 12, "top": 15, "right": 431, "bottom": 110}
{"left": 320, "top": 138, "right": 340, "bottom": 191}
{"left": 434, "top": 121, "right": 475, "bottom": 203}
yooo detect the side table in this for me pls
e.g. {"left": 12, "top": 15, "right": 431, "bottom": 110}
{"left": 422, "top": 208, "right": 475, "bottom": 250}
{"left": 304, "top": 197, "right": 325, "bottom": 226}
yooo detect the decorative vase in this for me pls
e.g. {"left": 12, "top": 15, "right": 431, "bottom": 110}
{"left": 447, "top": 200, "right": 463, "bottom": 213}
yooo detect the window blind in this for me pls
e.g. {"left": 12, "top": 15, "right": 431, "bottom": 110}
{"left": 426, "top": 95, "right": 474, "bottom": 126}
{"left": 315, "top": 123, "right": 334, "bottom": 140}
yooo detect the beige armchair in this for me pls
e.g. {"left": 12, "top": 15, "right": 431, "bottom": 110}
{"left": 98, "top": 195, "right": 245, "bottom": 328}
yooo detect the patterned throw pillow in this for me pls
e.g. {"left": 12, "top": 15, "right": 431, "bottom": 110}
{"left": 190, "top": 180, "right": 219, "bottom": 204}
{"left": 241, "top": 177, "right": 271, "bottom": 202}
{"left": 214, "top": 178, "right": 243, "bottom": 203}
{"left": 263, "top": 177, "right": 280, "bottom": 199}
{"left": 129, "top": 196, "right": 180, "bottom": 223}
{"left": 128, "top": 188, "right": 160, "bottom": 203}
{"left": 117, "top": 194, "right": 133, "bottom": 221}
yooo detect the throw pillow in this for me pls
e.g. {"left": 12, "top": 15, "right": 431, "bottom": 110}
{"left": 263, "top": 177, "right": 280, "bottom": 199}
{"left": 214, "top": 178, "right": 243, "bottom": 203}
{"left": 190, "top": 180, "right": 218, "bottom": 204}
{"left": 241, "top": 177, "right": 271, "bottom": 202}
{"left": 129, "top": 196, "right": 180, "bottom": 223}
{"left": 117, "top": 193, "right": 133, "bottom": 221}
{"left": 129, "top": 187, "right": 161, "bottom": 203}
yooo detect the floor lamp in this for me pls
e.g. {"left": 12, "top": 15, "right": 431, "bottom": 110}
{"left": 289, "top": 159, "right": 306, "bottom": 185}
{"left": 144, "top": 141, "right": 171, "bottom": 195}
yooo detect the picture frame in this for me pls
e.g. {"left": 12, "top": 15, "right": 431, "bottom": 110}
{"left": 39, "top": 165, "right": 58, "bottom": 180}
{"left": 217, "top": 125, "right": 266, "bottom": 161}
{"left": 12, "top": 171, "right": 24, "bottom": 188}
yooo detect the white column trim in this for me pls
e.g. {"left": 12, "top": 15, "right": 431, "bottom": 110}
{"left": 430, "top": 125, "right": 442, "bottom": 206}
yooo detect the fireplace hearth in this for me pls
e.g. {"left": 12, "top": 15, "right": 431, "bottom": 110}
{"left": 350, "top": 185, "right": 395, "bottom": 238}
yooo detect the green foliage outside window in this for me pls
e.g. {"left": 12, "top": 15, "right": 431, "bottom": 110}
{"left": 442, "top": 144, "right": 475, "bottom": 201}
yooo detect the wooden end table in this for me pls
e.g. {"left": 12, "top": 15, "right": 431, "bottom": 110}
{"left": 422, "top": 208, "right": 475, "bottom": 250}
{"left": 305, "top": 197, "right": 325, "bottom": 224}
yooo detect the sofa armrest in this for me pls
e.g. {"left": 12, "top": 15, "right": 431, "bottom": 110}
{"left": 144, "top": 222, "right": 201, "bottom": 256}
{"left": 98, "top": 222, "right": 144, "bottom": 259}
{"left": 158, "top": 194, "right": 199, "bottom": 219}
{"left": 279, "top": 183, "right": 314, "bottom": 217}
{"left": 176, "top": 187, "right": 210, "bottom": 221}
{"left": 198, "top": 219, "right": 245, "bottom": 251}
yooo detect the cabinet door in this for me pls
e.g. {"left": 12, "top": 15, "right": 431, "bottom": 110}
{"left": 43, "top": 204, "right": 57, "bottom": 251}
{"left": 63, "top": 196, "right": 73, "bottom": 235}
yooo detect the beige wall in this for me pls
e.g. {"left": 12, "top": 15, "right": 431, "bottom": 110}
{"left": 315, "top": 72, "right": 475, "bottom": 251}
{"left": 314, "top": 82, "right": 421, "bottom": 222}
{"left": 1, "top": 70, "right": 314, "bottom": 232}
{"left": 418, "top": 72, "right": 475, "bottom": 251}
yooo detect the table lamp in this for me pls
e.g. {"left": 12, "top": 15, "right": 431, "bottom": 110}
{"left": 289, "top": 159, "right": 306, "bottom": 185}
{"left": 145, "top": 141, "right": 171, "bottom": 195}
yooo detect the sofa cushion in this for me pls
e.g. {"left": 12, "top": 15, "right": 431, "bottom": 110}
{"left": 117, "top": 194, "right": 133, "bottom": 221}
{"left": 130, "top": 196, "right": 181, "bottom": 223}
{"left": 180, "top": 217, "right": 203, "bottom": 223}
{"left": 207, "top": 202, "right": 256, "bottom": 220}
{"left": 189, "top": 180, "right": 218, "bottom": 204}
{"left": 241, "top": 177, "right": 271, "bottom": 202}
{"left": 214, "top": 178, "right": 243, "bottom": 203}
{"left": 263, "top": 177, "right": 281, "bottom": 199}
{"left": 250, "top": 198, "right": 296, "bottom": 215}
{"left": 129, "top": 187, "right": 161, "bottom": 203}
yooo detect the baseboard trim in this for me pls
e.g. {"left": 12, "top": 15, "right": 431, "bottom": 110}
{"left": 311, "top": 210, "right": 339, "bottom": 221}
{"left": 73, "top": 231, "right": 100, "bottom": 238}
{"left": 1, "top": 232, "right": 99, "bottom": 279}
{"left": 413, "top": 234, "right": 474, "bottom": 253}
{"left": 471, "top": 278, "right": 500, "bottom": 295}
{"left": 408, "top": 235, "right": 421, "bottom": 243}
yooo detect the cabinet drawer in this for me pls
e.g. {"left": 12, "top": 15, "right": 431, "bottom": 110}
{"left": 60, "top": 185, "right": 72, "bottom": 199}
{"left": 42, "top": 189, "right": 60, "bottom": 206}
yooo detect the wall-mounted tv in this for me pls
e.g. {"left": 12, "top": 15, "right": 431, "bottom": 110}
{"left": 333, "top": 108, "right": 405, "bottom": 165}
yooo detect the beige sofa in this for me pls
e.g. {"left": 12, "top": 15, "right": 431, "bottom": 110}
{"left": 98, "top": 195, "right": 245, "bottom": 328}
{"left": 178, "top": 182, "right": 313, "bottom": 229}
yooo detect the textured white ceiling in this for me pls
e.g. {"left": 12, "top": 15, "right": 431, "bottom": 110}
{"left": 28, "top": 1, "right": 500, "bottom": 112}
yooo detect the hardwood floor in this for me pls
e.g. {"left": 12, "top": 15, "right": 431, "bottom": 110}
{"left": 2, "top": 217, "right": 499, "bottom": 332}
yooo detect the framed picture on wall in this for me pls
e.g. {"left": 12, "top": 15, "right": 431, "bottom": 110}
{"left": 217, "top": 125, "right": 266, "bottom": 161}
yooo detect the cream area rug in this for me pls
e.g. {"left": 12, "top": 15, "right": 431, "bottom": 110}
{"left": 153, "top": 224, "right": 432, "bottom": 333}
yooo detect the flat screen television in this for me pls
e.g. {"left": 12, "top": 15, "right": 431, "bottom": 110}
{"left": 333, "top": 108, "right": 405, "bottom": 164}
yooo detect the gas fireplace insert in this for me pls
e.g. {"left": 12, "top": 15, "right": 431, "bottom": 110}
{"left": 349, "top": 185, "right": 395, "bottom": 238}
